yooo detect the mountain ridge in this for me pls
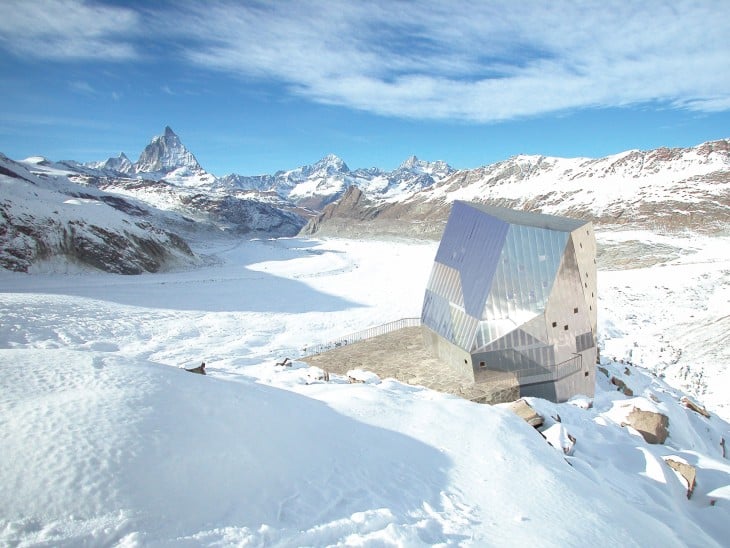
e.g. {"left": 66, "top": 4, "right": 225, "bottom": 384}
{"left": 303, "top": 138, "right": 730, "bottom": 238}
{"left": 2, "top": 128, "right": 729, "bottom": 272}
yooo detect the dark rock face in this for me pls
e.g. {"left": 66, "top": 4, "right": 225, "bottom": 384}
{"left": 0, "top": 214, "right": 195, "bottom": 275}
{"left": 300, "top": 186, "right": 449, "bottom": 238}
{"left": 0, "top": 156, "right": 197, "bottom": 274}
{"left": 182, "top": 194, "right": 306, "bottom": 236}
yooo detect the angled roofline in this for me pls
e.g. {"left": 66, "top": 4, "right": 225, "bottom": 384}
{"left": 457, "top": 201, "right": 589, "bottom": 232}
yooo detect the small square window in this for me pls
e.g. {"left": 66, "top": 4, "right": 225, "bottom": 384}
{"left": 573, "top": 307, "right": 579, "bottom": 313}
{"left": 479, "top": 361, "right": 486, "bottom": 368}
{"left": 564, "top": 325, "right": 569, "bottom": 331}
{"left": 552, "top": 321, "right": 557, "bottom": 328}
{"left": 584, "top": 371, "right": 589, "bottom": 377}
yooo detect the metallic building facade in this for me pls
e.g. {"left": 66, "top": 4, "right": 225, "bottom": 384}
{"left": 421, "top": 201, "right": 597, "bottom": 402}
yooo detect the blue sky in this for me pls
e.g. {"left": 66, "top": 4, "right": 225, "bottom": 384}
{"left": 1, "top": 0, "right": 729, "bottom": 176}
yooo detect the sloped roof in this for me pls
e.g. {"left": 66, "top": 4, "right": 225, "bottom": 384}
{"left": 460, "top": 201, "right": 588, "bottom": 232}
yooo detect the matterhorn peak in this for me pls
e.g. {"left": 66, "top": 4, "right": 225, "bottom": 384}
{"left": 134, "top": 126, "right": 202, "bottom": 174}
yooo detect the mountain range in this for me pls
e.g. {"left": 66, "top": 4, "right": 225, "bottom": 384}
{"left": 1, "top": 126, "right": 728, "bottom": 273}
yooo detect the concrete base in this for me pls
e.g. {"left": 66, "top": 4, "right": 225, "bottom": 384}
{"left": 302, "top": 326, "right": 519, "bottom": 404}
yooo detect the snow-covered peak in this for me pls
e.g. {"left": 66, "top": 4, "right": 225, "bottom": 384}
{"left": 396, "top": 155, "right": 453, "bottom": 179}
{"left": 399, "top": 155, "right": 420, "bottom": 170}
{"left": 86, "top": 152, "right": 134, "bottom": 174}
{"left": 310, "top": 154, "right": 350, "bottom": 176}
{"left": 21, "top": 156, "right": 52, "bottom": 166}
{"left": 134, "top": 126, "right": 202, "bottom": 174}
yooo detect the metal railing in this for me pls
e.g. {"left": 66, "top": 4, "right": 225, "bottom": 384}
{"left": 513, "top": 353, "right": 583, "bottom": 386}
{"left": 301, "top": 317, "right": 422, "bottom": 357}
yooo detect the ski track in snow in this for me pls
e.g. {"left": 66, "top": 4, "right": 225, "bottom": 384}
{"left": 0, "top": 233, "right": 729, "bottom": 546}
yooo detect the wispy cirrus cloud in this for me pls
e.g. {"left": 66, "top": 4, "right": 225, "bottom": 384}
{"left": 166, "top": 0, "right": 730, "bottom": 122}
{"left": 0, "top": 0, "right": 141, "bottom": 61}
{"left": 3, "top": 1, "right": 729, "bottom": 123}
{"left": 68, "top": 80, "right": 96, "bottom": 95}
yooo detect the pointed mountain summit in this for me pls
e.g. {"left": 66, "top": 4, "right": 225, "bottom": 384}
{"left": 309, "top": 154, "right": 350, "bottom": 176}
{"left": 397, "top": 155, "right": 453, "bottom": 178}
{"left": 134, "top": 126, "right": 202, "bottom": 174}
{"left": 92, "top": 152, "right": 134, "bottom": 174}
{"left": 399, "top": 155, "right": 420, "bottom": 170}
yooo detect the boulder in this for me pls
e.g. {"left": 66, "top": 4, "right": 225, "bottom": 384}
{"left": 624, "top": 408, "right": 669, "bottom": 444}
{"left": 507, "top": 399, "right": 544, "bottom": 428}
{"left": 185, "top": 362, "right": 206, "bottom": 375}
{"left": 347, "top": 369, "right": 380, "bottom": 384}
{"left": 664, "top": 457, "right": 697, "bottom": 499}
{"left": 680, "top": 396, "right": 710, "bottom": 418}
{"left": 611, "top": 376, "right": 634, "bottom": 396}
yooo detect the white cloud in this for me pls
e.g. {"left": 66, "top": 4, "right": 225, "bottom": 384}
{"left": 0, "top": 0, "right": 140, "bottom": 61}
{"left": 68, "top": 80, "right": 96, "bottom": 95}
{"left": 168, "top": 0, "right": 730, "bottom": 121}
{"left": 3, "top": 1, "right": 728, "bottom": 122}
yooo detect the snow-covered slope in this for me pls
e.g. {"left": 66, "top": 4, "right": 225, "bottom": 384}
{"left": 0, "top": 236, "right": 727, "bottom": 546}
{"left": 431, "top": 140, "right": 730, "bottom": 225}
{"left": 0, "top": 153, "right": 197, "bottom": 274}
{"left": 304, "top": 139, "right": 730, "bottom": 237}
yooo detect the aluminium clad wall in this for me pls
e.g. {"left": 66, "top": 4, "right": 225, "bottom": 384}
{"left": 422, "top": 201, "right": 597, "bottom": 402}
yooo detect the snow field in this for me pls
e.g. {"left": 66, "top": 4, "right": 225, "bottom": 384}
{"left": 0, "top": 234, "right": 729, "bottom": 546}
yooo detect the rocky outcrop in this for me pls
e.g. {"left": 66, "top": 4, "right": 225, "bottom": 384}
{"left": 624, "top": 408, "right": 669, "bottom": 444}
{"left": 300, "top": 186, "right": 375, "bottom": 235}
{"left": 181, "top": 193, "right": 305, "bottom": 236}
{"left": 300, "top": 186, "right": 449, "bottom": 238}
{"left": 507, "top": 399, "right": 544, "bottom": 428}
{"left": 611, "top": 376, "right": 634, "bottom": 396}
{"left": 664, "top": 457, "right": 697, "bottom": 499}
{"left": 680, "top": 396, "right": 711, "bottom": 418}
{"left": 0, "top": 155, "right": 197, "bottom": 274}
{"left": 1, "top": 212, "right": 195, "bottom": 274}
